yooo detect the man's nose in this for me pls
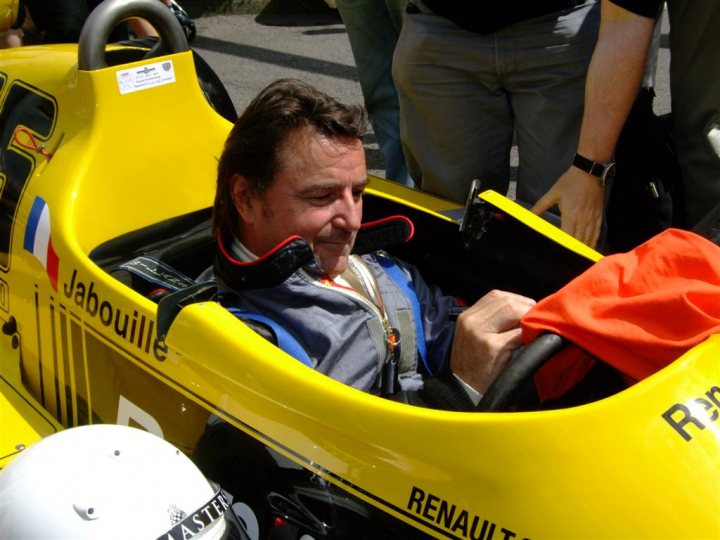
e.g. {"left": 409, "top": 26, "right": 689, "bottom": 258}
{"left": 333, "top": 190, "right": 362, "bottom": 231}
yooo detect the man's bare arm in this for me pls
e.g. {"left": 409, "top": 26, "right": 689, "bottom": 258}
{"left": 532, "top": 1, "right": 657, "bottom": 248}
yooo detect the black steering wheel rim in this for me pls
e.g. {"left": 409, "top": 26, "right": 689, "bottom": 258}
{"left": 475, "top": 333, "right": 568, "bottom": 412}
{"left": 79, "top": 0, "right": 189, "bottom": 71}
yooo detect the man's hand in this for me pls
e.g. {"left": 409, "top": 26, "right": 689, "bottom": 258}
{"left": 450, "top": 290, "right": 536, "bottom": 395}
{"left": 528, "top": 0, "right": 658, "bottom": 249}
{"left": 531, "top": 167, "right": 605, "bottom": 248}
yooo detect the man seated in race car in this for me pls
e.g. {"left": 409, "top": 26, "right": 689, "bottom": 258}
{"left": 208, "top": 78, "right": 536, "bottom": 410}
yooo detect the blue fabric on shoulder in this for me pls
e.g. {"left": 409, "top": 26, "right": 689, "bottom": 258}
{"left": 225, "top": 306, "right": 314, "bottom": 368}
{"left": 375, "top": 252, "right": 431, "bottom": 375}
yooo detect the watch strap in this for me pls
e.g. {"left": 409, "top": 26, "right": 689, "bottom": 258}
{"left": 572, "top": 153, "right": 605, "bottom": 177}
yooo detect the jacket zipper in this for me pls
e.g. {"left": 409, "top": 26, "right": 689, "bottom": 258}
{"left": 302, "top": 258, "right": 400, "bottom": 394}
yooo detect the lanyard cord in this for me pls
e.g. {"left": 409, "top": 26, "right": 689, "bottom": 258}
{"left": 13, "top": 126, "right": 54, "bottom": 159}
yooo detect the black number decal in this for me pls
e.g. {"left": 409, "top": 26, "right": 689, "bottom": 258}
{"left": 0, "top": 78, "right": 57, "bottom": 270}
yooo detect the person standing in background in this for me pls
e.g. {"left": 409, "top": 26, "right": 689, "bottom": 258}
{"left": 0, "top": 0, "right": 195, "bottom": 47}
{"left": 536, "top": 0, "right": 720, "bottom": 248}
{"left": 393, "top": 1, "right": 599, "bottom": 219}
{"left": 335, "top": 0, "right": 413, "bottom": 186}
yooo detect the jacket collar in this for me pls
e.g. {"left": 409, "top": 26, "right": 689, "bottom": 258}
{"left": 214, "top": 215, "right": 414, "bottom": 291}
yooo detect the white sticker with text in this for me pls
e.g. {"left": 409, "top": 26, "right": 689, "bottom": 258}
{"left": 116, "top": 60, "right": 175, "bottom": 95}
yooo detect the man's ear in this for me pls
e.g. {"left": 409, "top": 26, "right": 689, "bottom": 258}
{"left": 230, "top": 174, "right": 256, "bottom": 224}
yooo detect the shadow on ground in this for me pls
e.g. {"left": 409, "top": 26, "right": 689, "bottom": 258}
{"left": 255, "top": 0, "right": 341, "bottom": 26}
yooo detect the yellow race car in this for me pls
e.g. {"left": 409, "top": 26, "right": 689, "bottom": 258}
{"left": 1, "top": 1, "right": 718, "bottom": 538}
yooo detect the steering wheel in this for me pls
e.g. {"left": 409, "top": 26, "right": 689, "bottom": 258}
{"left": 79, "top": 0, "right": 189, "bottom": 71}
{"left": 475, "top": 333, "right": 568, "bottom": 412}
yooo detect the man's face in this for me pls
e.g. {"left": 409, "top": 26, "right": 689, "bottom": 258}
{"left": 232, "top": 129, "right": 368, "bottom": 277}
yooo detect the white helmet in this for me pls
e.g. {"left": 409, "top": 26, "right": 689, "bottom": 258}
{"left": 0, "top": 424, "right": 247, "bottom": 540}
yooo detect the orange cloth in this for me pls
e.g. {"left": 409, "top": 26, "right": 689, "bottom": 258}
{"left": 521, "top": 229, "right": 720, "bottom": 401}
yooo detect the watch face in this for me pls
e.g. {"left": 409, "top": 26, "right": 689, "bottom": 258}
{"left": 602, "top": 163, "right": 616, "bottom": 187}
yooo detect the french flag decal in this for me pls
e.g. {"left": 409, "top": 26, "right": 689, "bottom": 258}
{"left": 24, "top": 196, "right": 59, "bottom": 291}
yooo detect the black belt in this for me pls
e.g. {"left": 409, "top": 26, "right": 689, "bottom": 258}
{"left": 408, "top": 0, "right": 593, "bottom": 33}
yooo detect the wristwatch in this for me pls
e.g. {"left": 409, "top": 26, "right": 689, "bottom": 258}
{"left": 572, "top": 152, "right": 616, "bottom": 187}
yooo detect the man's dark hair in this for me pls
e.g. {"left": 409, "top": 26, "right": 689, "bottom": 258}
{"left": 213, "top": 78, "right": 370, "bottom": 238}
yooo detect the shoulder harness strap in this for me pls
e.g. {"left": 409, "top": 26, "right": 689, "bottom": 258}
{"left": 375, "top": 251, "right": 431, "bottom": 375}
{"left": 223, "top": 305, "right": 314, "bottom": 368}
{"left": 118, "top": 255, "right": 196, "bottom": 292}
{"left": 118, "top": 255, "right": 314, "bottom": 367}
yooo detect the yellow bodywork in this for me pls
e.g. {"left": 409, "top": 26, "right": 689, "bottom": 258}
{"left": 0, "top": 16, "right": 718, "bottom": 540}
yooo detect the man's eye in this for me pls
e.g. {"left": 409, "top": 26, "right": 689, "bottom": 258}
{"left": 309, "top": 193, "right": 335, "bottom": 204}
{"left": 352, "top": 189, "right": 365, "bottom": 201}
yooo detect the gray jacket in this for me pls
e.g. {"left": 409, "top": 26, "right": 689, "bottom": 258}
{"left": 213, "top": 248, "right": 458, "bottom": 394}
